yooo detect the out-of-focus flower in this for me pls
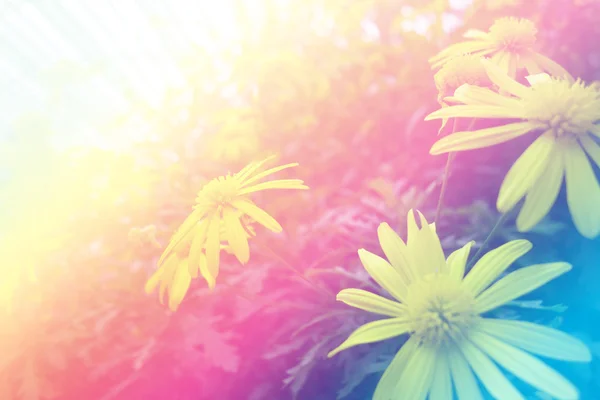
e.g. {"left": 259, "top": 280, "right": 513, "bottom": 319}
{"left": 328, "top": 210, "right": 590, "bottom": 399}
{"left": 205, "top": 111, "right": 262, "bottom": 163}
{"left": 430, "top": 17, "right": 572, "bottom": 80}
{"left": 434, "top": 55, "right": 491, "bottom": 103}
{"left": 433, "top": 54, "right": 491, "bottom": 133}
{"left": 146, "top": 156, "right": 308, "bottom": 308}
{"left": 145, "top": 217, "right": 256, "bottom": 311}
{"left": 427, "top": 59, "right": 600, "bottom": 238}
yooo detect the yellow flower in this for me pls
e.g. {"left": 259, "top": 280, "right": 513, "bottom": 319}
{"left": 433, "top": 54, "right": 491, "bottom": 133}
{"left": 434, "top": 55, "right": 491, "bottom": 103}
{"left": 151, "top": 156, "right": 308, "bottom": 292}
{"left": 429, "top": 17, "right": 571, "bottom": 80}
{"left": 145, "top": 252, "right": 192, "bottom": 311}
{"left": 328, "top": 210, "right": 590, "bottom": 399}
{"left": 145, "top": 216, "right": 256, "bottom": 311}
{"left": 426, "top": 59, "right": 600, "bottom": 238}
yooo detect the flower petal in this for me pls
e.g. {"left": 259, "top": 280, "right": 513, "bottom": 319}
{"left": 496, "top": 131, "right": 555, "bottom": 213}
{"left": 590, "top": 124, "right": 600, "bottom": 139}
{"left": 358, "top": 249, "right": 408, "bottom": 302}
{"left": 429, "top": 350, "right": 452, "bottom": 400}
{"left": 204, "top": 214, "right": 221, "bottom": 289}
{"left": 580, "top": 135, "right": 600, "bottom": 168}
{"left": 481, "top": 58, "right": 530, "bottom": 98}
{"left": 478, "top": 319, "right": 591, "bottom": 362}
{"left": 463, "top": 29, "right": 488, "bottom": 39}
{"left": 452, "top": 84, "right": 522, "bottom": 108}
{"left": 188, "top": 218, "right": 210, "bottom": 278}
{"left": 327, "top": 317, "right": 410, "bottom": 358}
{"left": 429, "top": 41, "right": 493, "bottom": 69}
{"left": 447, "top": 240, "right": 475, "bottom": 282}
{"left": 564, "top": 141, "right": 600, "bottom": 238}
{"left": 516, "top": 144, "right": 564, "bottom": 231}
{"left": 168, "top": 261, "right": 192, "bottom": 311}
{"left": 462, "top": 239, "right": 532, "bottom": 297}
{"left": 430, "top": 122, "right": 538, "bottom": 155}
{"left": 471, "top": 330, "right": 579, "bottom": 400}
{"left": 158, "top": 208, "right": 206, "bottom": 266}
{"left": 198, "top": 253, "right": 212, "bottom": 287}
{"left": 336, "top": 288, "right": 407, "bottom": 317}
{"left": 406, "top": 210, "right": 447, "bottom": 276}
{"left": 232, "top": 199, "right": 283, "bottom": 232}
{"left": 490, "top": 50, "right": 511, "bottom": 77}
{"left": 459, "top": 339, "right": 524, "bottom": 400}
{"left": 448, "top": 345, "right": 484, "bottom": 400}
{"left": 238, "top": 179, "right": 308, "bottom": 195}
{"left": 377, "top": 222, "right": 414, "bottom": 284}
{"left": 235, "top": 155, "right": 277, "bottom": 182}
{"left": 223, "top": 208, "right": 250, "bottom": 264}
{"left": 239, "top": 162, "right": 299, "bottom": 187}
{"left": 474, "top": 262, "right": 571, "bottom": 314}
{"left": 525, "top": 73, "right": 552, "bottom": 86}
{"left": 373, "top": 336, "right": 420, "bottom": 400}
{"left": 532, "top": 52, "right": 574, "bottom": 82}
{"left": 153, "top": 254, "right": 179, "bottom": 303}
{"left": 394, "top": 346, "right": 437, "bottom": 400}
{"left": 521, "top": 55, "right": 544, "bottom": 75}
{"left": 425, "top": 105, "right": 523, "bottom": 121}
{"left": 145, "top": 267, "right": 164, "bottom": 295}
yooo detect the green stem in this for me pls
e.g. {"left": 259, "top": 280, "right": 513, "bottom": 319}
{"left": 467, "top": 210, "right": 513, "bottom": 269}
{"left": 257, "top": 241, "right": 334, "bottom": 299}
{"left": 434, "top": 151, "right": 455, "bottom": 224}
{"left": 434, "top": 118, "right": 477, "bottom": 225}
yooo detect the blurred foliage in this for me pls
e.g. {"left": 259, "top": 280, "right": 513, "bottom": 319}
{"left": 2, "top": 0, "right": 600, "bottom": 399}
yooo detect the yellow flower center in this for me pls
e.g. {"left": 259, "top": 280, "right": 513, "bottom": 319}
{"left": 522, "top": 79, "right": 600, "bottom": 138}
{"left": 488, "top": 17, "right": 537, "bottom": 54}
{"left": 196, "top": 175, "right": 241, "bottom": 208}
{"left": 406, "top": 274, "right": 477, "bottom": 348}
{"left": 434, "top": 55, "right": 491, "bottom": 102}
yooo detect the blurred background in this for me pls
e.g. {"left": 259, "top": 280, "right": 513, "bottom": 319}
{"left": 1, "top": 0, "right": 600, "bottom": 399}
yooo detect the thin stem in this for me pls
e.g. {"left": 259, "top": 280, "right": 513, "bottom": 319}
{"left": 467, "top": 210, "right": 513, "bottom": 269}
{"left": 434, "top": 118, "right": 477, "bottom": 224}
{"left": 434, "top": 151, "right": 455, "bottom": 224}
{"left": 256, "top": 241, "right": 334, "bottom": 299}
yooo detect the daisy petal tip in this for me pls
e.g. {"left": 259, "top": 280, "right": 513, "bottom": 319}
{"left": 429, "top": 143, "right": 445, "bottom": 156}
{"left": 567, "top": 338, "right": 593, "bottom": 362}
{"left": 509, "top": 237, "right": 530, "bottom": 245}
{"left": 206, "top": 279, "right": 216, "bottom": 291}
{"left": 556, "top": 261, "right": 572, "bottom": 274}
{"left": 415, "top": 209, "right": 428, "bottom": 221}
{"left": 495, "top": 198, "right": 513, "bottom": 214}
{"left": 379, "top": 222, "right": 391, "bottom": 229}
{"left": 580, "top": 227, "right": 600, "bottom": 240}
{"left": 424, "top": 113, "right": 439, "bottom": 122}
{"left": 580, "top": 346, "right": 593, "bottom": 362}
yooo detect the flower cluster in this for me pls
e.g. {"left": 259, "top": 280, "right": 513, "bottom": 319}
{"left": 144, "top": 16, "right": 595, "bottom": 400}
{"left": 326, "top": 17, "right": 596, "bottom": 399}
{"left": 146, "top": 155, "right": 308, "bottom": 310}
